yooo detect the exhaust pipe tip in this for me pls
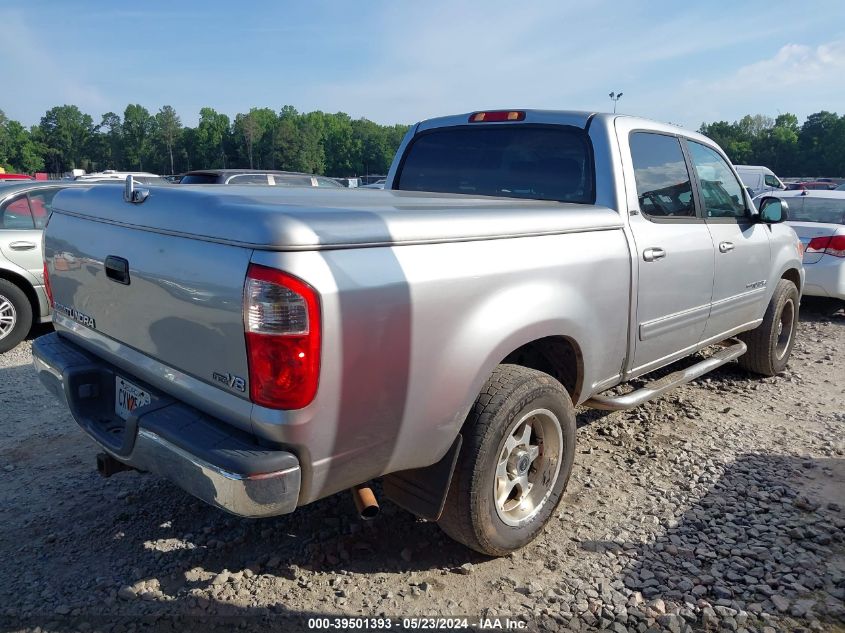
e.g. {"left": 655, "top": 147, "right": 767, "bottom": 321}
{"left": 351, "top": 484, "right": 380, "bottom": 520}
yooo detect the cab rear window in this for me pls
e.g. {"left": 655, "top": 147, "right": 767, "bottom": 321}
{"left": 395, "top": 125, "right": 594, "bottom": 203}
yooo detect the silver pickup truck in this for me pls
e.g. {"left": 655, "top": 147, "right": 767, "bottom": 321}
{"left": 33, "top": 110, "right": 803, "bottom": 556}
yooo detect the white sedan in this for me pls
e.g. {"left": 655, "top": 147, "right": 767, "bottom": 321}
{"left": 771, "top": 190, "right": 845, "bottom": 303}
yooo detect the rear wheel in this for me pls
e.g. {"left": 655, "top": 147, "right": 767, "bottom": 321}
{"left": 437, "top": 365, "right": 576, "bottom": 556}
{"left": 0, "top": 280, "right": 32, "bottom": 354}
{"left": 738, "top": 279, "right": 799, "bottom": 376}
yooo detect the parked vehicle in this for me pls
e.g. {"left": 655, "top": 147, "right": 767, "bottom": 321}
{"left": 33, "top": 110, "right": 803, "bottom": 555}
{"left": 359, "top": 178, "right": 386, "bottom": 189}
{"left": 785, "top": 181, "right": 837, "bottom": 191}
{"left": 84, "top": 176, "right": 170, "bottom": 186}
{"left": 735, "top": 165, "right": 785, "bottom": 197}
{"left": 775, "top": 190, "right": 844, "bottom": 303}
{"left": 75, "top": 170, "right": 163, "bottom": 184}
{"left": 816, "top": 178, "right": 845, "bottom": 187}
{"left": 179, "top": 169, "right": 343, "bottom": 188}
{"left": 0, "top": 173, "right": 34, "bottom": 181}
{"left": 836, "top": 183, "right": 845, "bottom": 191}
{"left": 0, "top": 181, "right": 95, "bottom": 352}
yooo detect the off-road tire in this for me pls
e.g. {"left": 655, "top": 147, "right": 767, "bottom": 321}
{"left": 437, "top": 364, "right": 576, "bottom": 556}
{"left": 0, "top": 279, "right": 32, "bottom": 354}
{"left": 737, "top": 279, "right": 799, "bottom": 376}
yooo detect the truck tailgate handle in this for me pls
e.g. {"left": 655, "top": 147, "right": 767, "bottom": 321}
{"left": 9, "top": 241, "right": 36, "bottom": 251}
{"left": 642, "top": 247, "right": 666, "bottom": 262}
{"left": 105, "top": 256, "right": 130, "bottom": 285}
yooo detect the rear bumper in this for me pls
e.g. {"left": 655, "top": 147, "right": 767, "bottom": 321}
{"left": 803, "top": 255, "right": 845, "bottom": 300}
{"left": 32, "top": 332, "right": 301, "bottom": 518}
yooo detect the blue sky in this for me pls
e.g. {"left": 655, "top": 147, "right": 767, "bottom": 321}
{"left": 3, "top": 0, "right": 844, "bottom": 129}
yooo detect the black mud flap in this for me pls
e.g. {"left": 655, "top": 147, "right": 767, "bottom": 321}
{"left": 383, "top": 434, "right": 462, "bottom": 522}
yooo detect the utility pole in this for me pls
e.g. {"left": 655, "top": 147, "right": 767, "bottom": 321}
{"left": 609, "top": 91, "right": 623, "bottom": 113}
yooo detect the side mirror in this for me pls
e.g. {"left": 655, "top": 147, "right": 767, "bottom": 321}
{"left": 758, "top": 197, "right": 788, "bottom": 223}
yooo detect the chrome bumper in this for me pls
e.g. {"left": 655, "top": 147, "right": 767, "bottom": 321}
{"left": 33, "top": 333, "right": 301, "bottom": 518}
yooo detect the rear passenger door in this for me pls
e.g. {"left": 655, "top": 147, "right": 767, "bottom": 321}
{"left": 685, "top": 141, "right": 771, "bottom": 340}
{"left": 0, "top": 192, "right": 44, "bottom": 278}
{"left": 618, "top": 126, "right": 716, "bottom": 375}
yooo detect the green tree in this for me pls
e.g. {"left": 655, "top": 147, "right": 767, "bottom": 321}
{"left": 0, "top": 110, "right": 11, "bottom": 170}
{"left": 737, "top": 114, "right": 773, "bottom": 139}
{"left": 234, "top": 109, "right": 261, "bottom": 168}
{"left": 319, "top": 111, "right": 361, "bottom": 176}
{"left": 102, "top": 112, "right": 123, "bottom": 167}
{"left": 36, "top": 105, "right": 93, "bottom": 172}
{"left": 179, "top": 127, "right": 199, "bottom": 172}
{"left": 196, "top": 107, "right": 231, "bottom": 169}
{"left": 155, "top": 105, "right": 182, "bottom": 174}
{"left": 352, "top": 117, "right": 400, "bottom": 176}
{"left": 752, "top": 114, "right": 800, "bottom": 176}
{"left": 123, "top": 104, "right": 154, "bottom": 170}
{"left": 799, "top": 111, "right": 843, "bottom": 175}
{"left": 4, "top": 121, "right": 45, "bottom": 173}
{"left": 271, "top": 106, "right": 325, "bottom": 173}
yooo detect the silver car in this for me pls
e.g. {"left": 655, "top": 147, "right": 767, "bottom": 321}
{"left": 0, "top": 181, "right": 93, "bottom": 352}
{"left": 779, "top": 190, "right": 845, "bottom": 303}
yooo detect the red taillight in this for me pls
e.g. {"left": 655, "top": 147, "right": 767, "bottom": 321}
{"left": 43, "top": 261, "right": 53, "bottom": 307}
{"left": 468, "top": 110, "right": 525, "bottom": 123}
{"left": 807, "top": 235, "right": 845, "bottom": 258}
{"left": 244, "top": 264, "right": 321, "bottom": 409}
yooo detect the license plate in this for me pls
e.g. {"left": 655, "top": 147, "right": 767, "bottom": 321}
{"left": 115, "top": 376, "right": 151, "bottom": 421}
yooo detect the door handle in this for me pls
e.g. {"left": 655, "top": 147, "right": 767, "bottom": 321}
{"left": 642, "top": 247, "right": 666, "bottom": 262}
{"left": 8, "top": 241, "right": 37, "bottom": 251}
{"left": 719, "top": 241, "right": 735, "bottom": 253}
{"left": 105, "top": 255, "right": 130, "bottom": 285}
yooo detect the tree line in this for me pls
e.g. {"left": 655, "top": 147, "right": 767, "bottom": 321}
{"left": 698, "top": 112, "right": 844, "bottom": 177}
{"left": 2, "top": 105, "right": 843, "bottom": 177}
{"left": 0, "top": 104, "right": 409, "bottom": 177}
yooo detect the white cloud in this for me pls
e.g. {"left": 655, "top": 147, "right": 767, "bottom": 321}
{"left": 664, "top": 39, "right": 845, "bottom": 127}
{"left": 731, "top": 40, "right": 845, "bottom": 89}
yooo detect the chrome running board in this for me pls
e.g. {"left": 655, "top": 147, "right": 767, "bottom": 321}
{"left": 584, "top": 339, "right": 747, "bottom": 411}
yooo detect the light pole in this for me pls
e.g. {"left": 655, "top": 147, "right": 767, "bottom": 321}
{"left": 609, "top": 91, "right": 623, "bottom": 113}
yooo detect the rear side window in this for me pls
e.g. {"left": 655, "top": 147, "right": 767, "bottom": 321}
{"left": 629, "top": 132, "right": 695, "bottom": 218}
{"left": 180, "top": 174, "right": 220, "bottom": 184}
{"left": 227, "top": 174, "right": 270, "bottom": 185}
{"left": 395, "top": 125, "right": 594, "bottom": 203}
{"left": 0, "top": 194, "right": 35, "bottom": 229}
{"left": 27, "top": 187, "right": 61, "bottom": 229}
{"left": 271, "top": 175, "right": 313, "bottom": 187}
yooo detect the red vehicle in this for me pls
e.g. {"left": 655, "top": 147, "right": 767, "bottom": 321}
{"left": 0, "top": 173, "right": 34, "bottom": 181}
{"left": 785, "top": 180, "right": 837, "bottom": 191}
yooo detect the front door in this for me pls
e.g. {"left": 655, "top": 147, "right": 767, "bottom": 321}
{"left": 685, "top": 141, "right": 772, "bottom": 340}
{"left": 617, "top": 124, "right": 716, "bottom": 375}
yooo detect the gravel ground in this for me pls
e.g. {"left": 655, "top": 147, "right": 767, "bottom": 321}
{"left": 0, "top": 305, "right": 843, "bottom": 633}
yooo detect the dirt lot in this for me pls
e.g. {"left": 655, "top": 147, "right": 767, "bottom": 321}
{"left": 1, "top": 304, "right": 843, "bottom": 633}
